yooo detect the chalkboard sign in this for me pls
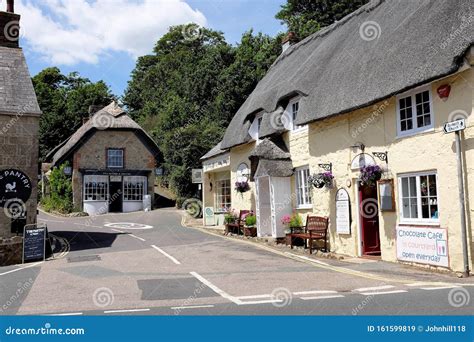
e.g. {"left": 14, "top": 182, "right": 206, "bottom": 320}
{"left": 23, "top": 224, "right": 46, "bottom": 263}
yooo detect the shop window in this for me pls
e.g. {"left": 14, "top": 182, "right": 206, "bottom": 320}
{"left": 107, "top": 148, "right": 124, "bottom": 168}
{"left": 397, "top": 87, "right": 433, "bottom": 137}
{"left": 215, "top": 179, "right": 231, "bottom": 210}
{"left": 295, "top": 166, "right": 311, "bottom": 208}
{"left": 84, "top": 175, "right": 108, "bottom": 201}
{"left": 123, "top": 176, "right": 146, "bottom": 201}
{"left": 398, "top": 172, "right": 439, "bottom": 224}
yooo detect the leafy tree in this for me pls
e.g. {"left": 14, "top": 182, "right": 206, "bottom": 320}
{"left": 276, "top": 0, "right": 369, "bottom": 40}
{"left": 33, "top": 67, "right": 115, "bottom": 160}
{"left": 41, "top": 163, "right": 74, "bottom": 213}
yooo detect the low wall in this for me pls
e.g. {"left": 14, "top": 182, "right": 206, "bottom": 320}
{"left": 0, "top": 236, "right": 23, "bottom": 266}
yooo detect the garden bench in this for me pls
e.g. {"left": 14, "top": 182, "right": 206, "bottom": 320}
{"left": 225, "top": 210, "right": 250, "bottom": 235}
{"left": 289, "top": 216, "right": 329, "bottom": 254}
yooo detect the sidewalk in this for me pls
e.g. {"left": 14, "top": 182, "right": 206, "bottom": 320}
{"left": 181, "top": 212, "right": 474, "bottom": 286}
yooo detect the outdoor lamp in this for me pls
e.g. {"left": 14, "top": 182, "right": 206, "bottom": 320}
{"left": 437, "top": 84, "right": 451, "bottom": 101}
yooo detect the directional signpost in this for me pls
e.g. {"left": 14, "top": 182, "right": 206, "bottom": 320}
{"left": 444, "top": 118, "right": 469, "bottom": 277}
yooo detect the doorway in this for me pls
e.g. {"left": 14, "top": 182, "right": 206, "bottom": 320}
{"left": 109, "top": 181, "right": 123, "bottom": 213}
{"left": 358, "top": 183, "right": 381, "bottom": 256}
{"left": 256, "top": 176, "right": 272, "bottom": 237}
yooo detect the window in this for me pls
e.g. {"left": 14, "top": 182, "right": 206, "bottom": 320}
{"left": 107, "top": 149, "right": 124, "bottom": 168}
{"left": 397, "top": 87, "right": 433, "bottom": 136}
{"left": 398, "top": 172, "right": 439, "bottom": 224}
{"left": 84, "top": 175, "right": 108, "bottom": 201}
{"left": 288, "top": 100, "right": 306, "bottom": 131}
{"left": 123, "top": 176, "right": 146, "bottom": 201}
{"left": 295, "top": 166, "right": 311, "bottom": 208}
{"left": 215, "top": 179, "right": 231, "bottom": 210}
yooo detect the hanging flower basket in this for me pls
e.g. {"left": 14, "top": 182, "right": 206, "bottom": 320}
{"left": 359, "top": 165, "right": 383, "bottom": 186}
{"left": 308, "top": 172, "right": 334, "bottom": 189}
{"left": 234, "top": 180, "right": 250, "bottom": 193}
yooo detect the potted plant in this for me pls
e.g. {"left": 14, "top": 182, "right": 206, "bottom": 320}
{"left": 282, "top": 213, "right": 304, "bottom": 246}
{"left": 359, "top": 165, "right": 383, "bottom": 186}
{"left": 235, "top": 180, "right": 250, "bottom": 194}
{"left": 243, "top": 211, "right": 257, "bottom": 237}
{"left": 308, "top": 171, "right": 334, "bottom": 189}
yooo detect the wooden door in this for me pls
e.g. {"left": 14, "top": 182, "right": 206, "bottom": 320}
{"left": 359, "top": 184, "right": 381, "bottom": 255}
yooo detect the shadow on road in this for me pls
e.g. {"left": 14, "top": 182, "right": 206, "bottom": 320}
{"left": 52, "top": 231, "right": 125, "bottom": 252}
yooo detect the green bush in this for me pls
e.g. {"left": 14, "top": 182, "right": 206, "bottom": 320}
{"left": 41, "top": 163, "right": 73, "bottom": 214}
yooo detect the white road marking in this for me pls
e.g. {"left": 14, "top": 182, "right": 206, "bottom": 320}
{"left": 354, "top": 285, "right": 395, "bottom": 292}
{"left": 171, "top": 305, "right": 215, "bottom": 310}
{"left": 104, "top": 308, "right": 150, "bottom": 314}
{"left": 104, "top": 222, "right": 153, "bottom": 230}
{"left": 128, "top": 234, "right": 146, "bottom": 242}
{"left": 293, "top": 290, "right": 338, "bottom": 295}
{"left": 359, "top": 290, "right": 408, "bottom": 296}
{"left": 190, "top": 271, "right": 241, "bottom": 305}
{"left": 151, "top": 245, "right": 181, "bottom": 265}
{"left": 238, "top": 299, "right": 283, "bottom": 305}
{"left": 73, "top": 223, "right": 103, "bottom": 228}
{"left": 47, "top": 312, "right": 83, "bottom": 316}
{"left": 301, "top": 295, "right": 345, "bottom": 300}
{"left": 0, "top": 262, "right": 43, "bottom": 276}
{"left": 420, "top": 286, "right": 459, "bottom": 291}
{"left": 38, "top": 218, "right": 64, "bottom": 223}
{"left": 237, "top": 294, "right": 273, "bottom": 299}
{"left": 111, "top": 229, "right": 146, "bottom": 242}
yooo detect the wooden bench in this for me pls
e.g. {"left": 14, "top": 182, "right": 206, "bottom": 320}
{"left": 225, "top": 210, "right": 250, "bottom": 235}
{"left": 289, "top": 216, "right": 329, "bottom": 254}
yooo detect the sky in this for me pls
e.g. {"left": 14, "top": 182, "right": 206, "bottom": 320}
{"left": 14, "top": 0, "right": 286, "bottom": 97}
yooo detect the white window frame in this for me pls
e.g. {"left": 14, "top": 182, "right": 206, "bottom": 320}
{"left": 288, "top": 98, "right": 307, "bottom": 133}
{"left": 397, "top": 171, "right": 440, "bottom": 225}
{"left": 295, "top": 166, "right": 312, "bottom": 209}
{"left": 248, "top": 112, "right": 264, "bottom": 143}
{"left": 107, "top": 148, "right": 124, "bottom": 168}
{"left": 396, "top": 85, "right": 434, "bottom": 138}
{"left": 123, "top": 176, "right": 147, "bottom": 202}
{"left": 83, "top": 175, "right": 109, "bottom": 202}
{"left": 215, "top": 178, "right": 231, "bottom": 211}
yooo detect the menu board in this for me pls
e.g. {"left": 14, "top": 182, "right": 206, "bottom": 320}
{"left": 23, "top": 225, "right": 46, "bottom": 263}
{"left": 336, "top": 188, "right": 351, "bottom": 234}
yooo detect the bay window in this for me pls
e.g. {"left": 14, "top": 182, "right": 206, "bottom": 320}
{"left": 123, "top": 176, "right": 146, "bottom": 201}
{"left": 84, "top": 175, "right": 108, "bottom": 201}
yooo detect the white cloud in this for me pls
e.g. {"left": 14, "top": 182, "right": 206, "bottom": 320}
{"left": 16, "top": 0, "right": 207, "bottom": 65}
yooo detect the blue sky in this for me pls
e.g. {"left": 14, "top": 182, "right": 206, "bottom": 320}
{"left": 18, "top": 0, "right": 286, "bottom": 97}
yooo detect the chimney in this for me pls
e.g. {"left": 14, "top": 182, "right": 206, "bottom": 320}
{"left": 281, "top": 32, "right": 297, "bottom": 53}
{"left": 0, "top": 0, "right": 20, "bottom": 48}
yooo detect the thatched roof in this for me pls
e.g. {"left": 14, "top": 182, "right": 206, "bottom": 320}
{"left": 50, "top": 102, "right": 160, "bottom": 166}
{"left": 221, "top": 0, "right": 474, "bottom": 149}
{"left": 0, "top": 47, "right": 41, "bottom": 115}
{"left": 249, "top": 138, "right": 293, "bottom": 178}
{"left": 200, "top": 140, "right": 228, "bottom": 161}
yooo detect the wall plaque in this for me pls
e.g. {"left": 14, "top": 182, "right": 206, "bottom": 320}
{"left": 335, "top": 188, "right": 351, "bottom": 234}
{"left": 0, "top": 169, "right": 32, "bottom": 214}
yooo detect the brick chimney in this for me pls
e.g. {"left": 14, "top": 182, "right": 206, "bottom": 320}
{"left": 0, "top": 0, "right": 20, "bottom": 48}
{"left": 281, "top": 32, "right": 297, "bottom": 53}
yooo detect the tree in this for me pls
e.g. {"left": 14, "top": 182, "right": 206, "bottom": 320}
{"left": 276, "top": 0, "right": 369, "bottom": 40}
{"left": 33, "top": 67, "right": 115, "bottom": 160}
{"left": 124, "top": 24, "right": 282, "bottom": 200}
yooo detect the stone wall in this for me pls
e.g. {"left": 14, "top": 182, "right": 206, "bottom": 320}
{"left": 0, "top": 236, "right": 23, "bottom": 266}
{"left": 0, "top": 113, "right": 39, "bottom": 238}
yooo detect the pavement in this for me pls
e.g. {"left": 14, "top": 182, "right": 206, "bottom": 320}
{"left": 0, "top": 208, "right": 473, "bottom": 316}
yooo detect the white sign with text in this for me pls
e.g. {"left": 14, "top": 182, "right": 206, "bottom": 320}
{"left": 396, "top": 226, "right": 449, "bottom": 267}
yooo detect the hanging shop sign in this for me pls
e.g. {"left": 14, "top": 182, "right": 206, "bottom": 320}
{"left": 0, "top": 169, "right": 32, "bottom": 209}
{"left": 236, "top": 163, "right": 250, "bottom": 182}
{"left": 335, "top": 188, "right": 351, "bottom": 234}
{"left": 192, "top": 169, "right": 203, "bottom": 184}
{"left": 396, "top": 226, "right": 449, "bottom": 267}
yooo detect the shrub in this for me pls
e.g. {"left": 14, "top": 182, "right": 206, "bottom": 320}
{"left": 41, "top": 163, "right": 73, "bottom": 214}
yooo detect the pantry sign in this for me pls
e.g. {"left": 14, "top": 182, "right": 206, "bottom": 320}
{"left": 396, "top": 226, "right": 449, "bottom": 267}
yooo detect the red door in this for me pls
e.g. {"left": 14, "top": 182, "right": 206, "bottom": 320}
{"left": 359, "top": 184, "right": 381, "bottom": 255}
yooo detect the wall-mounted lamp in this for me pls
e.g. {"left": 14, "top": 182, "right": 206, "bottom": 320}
{"left": 318, "top": 163, "right": 332, "bottom": 173}
{"left": 437, "top": 84, "right": 451, "bottom": 101}
{"left": 350, "top": 143, "right": 365, "bottom": 152}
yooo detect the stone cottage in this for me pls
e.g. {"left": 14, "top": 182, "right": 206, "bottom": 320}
{"left": 0, "top": 0, "right": 42, "bottom": 264}
{"left": 48, "top": 102, "right": 161, "bottom": 215}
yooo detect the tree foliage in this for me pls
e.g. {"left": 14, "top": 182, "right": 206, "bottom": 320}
{"left": 41, "top": 163, "right": 74, "bottom": 213}
{"left": 33, "top": 67, "right": 115, "bottom": 160}
{"left": 276, "top": 0, "right": 369, "bottom": 40}
{"left": 124, "top": 24, "right": 281, "bottom": 199}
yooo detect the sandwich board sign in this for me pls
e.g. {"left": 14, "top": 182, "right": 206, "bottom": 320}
{"left": 23, "top": 224, "right": 47, "bottom": 263}
{"left": 443, "top": 118, "right": 465, "bottom": 134}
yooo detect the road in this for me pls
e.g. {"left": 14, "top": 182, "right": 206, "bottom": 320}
{"left": 0, "top": 208, "right": 473, "bottom": 316}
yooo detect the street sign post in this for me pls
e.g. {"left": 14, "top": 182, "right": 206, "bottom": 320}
{"left": 444, "top": 118, "right": 469, "bottom": 277}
